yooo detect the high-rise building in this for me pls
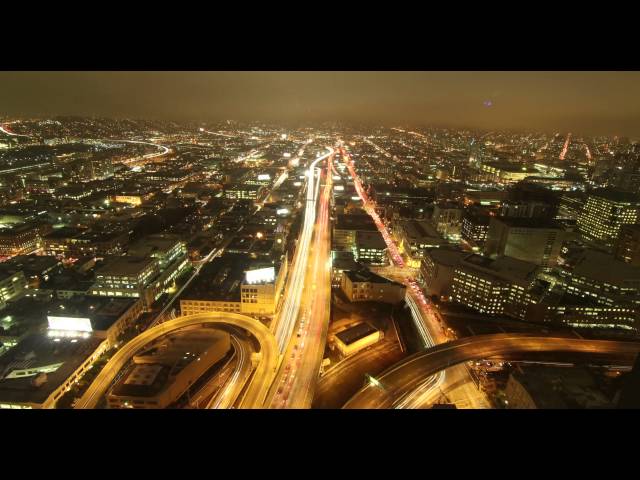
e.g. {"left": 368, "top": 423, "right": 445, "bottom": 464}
{"left": 460, "top": 210, "right": 491, "bottom": 248}
{"left": 451, "top": 254, "right": 540, "bottom": 316}
{"left": 431, "top": 202, "right": 462, "bottom": 239}
{"left": 420, "top": 248, "right": 465, "bottom": 298}
{"left": 577, "top": 189, "right": 640, "bottom": 247}
{"left": 615, "top": 224, "right": 640, "bottom": 266}
{"left": 484, "top": 217, "right": 565, "bottom": 268}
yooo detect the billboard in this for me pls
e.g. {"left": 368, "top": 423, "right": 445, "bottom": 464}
{"left": 245, "top": 267, "right": 275, "bottom": 285}
{"left": 47, "top": 316, "right": 93, "bottom": 332}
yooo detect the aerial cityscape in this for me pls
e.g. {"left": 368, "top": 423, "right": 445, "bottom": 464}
{"left": 1, "top": 71, "right": 640, "bottom": 410}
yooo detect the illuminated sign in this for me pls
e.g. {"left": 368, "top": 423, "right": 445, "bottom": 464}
{"left": 276, "top": 208, "right": 290, "bottom": 216}
{"left": 245, "top": 267, "right": 275, "bottom": 284}
{"left": 47, "top": 316, "right": 93, "bottom": 333}
{"left": 283, "top": 153, "right": 291, "bottom": 158}
{"left": 334, "top": 185, "right": 344, "bottom": 191}
{"left": 257, "top": 174, "right": 271, "bottom": 181}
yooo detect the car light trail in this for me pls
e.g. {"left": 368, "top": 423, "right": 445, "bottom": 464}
{"left": 559, "top": 133, "right": 572, "bottom": 160}
{"left": 273, "top": 147, "right": 334, "bottom": 353}
{"left": 341, "top": 147, "right": 404, "bottom": 267}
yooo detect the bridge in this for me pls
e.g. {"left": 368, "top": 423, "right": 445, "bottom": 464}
{"left": 343, "top": 333, "right": 640, "bottom": 409}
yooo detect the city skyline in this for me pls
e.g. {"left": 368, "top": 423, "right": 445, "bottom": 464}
{"left": 0, "top": 70, "right": 640, "bottom": 411}
{"left": 2, "top": 71, "right": 640, "bottom": 138}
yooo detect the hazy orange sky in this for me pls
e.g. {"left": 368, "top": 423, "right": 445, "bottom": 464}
{"left": 1, "top": 71, "right": 639, "bottom": 138}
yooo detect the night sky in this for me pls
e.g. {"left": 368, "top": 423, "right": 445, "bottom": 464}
{"left": 1, "top": 71, "right": 639, "bottom": 138}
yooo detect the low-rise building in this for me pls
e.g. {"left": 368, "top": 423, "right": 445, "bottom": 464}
{"left": 341, "top": 269, "right": 406, "bottom": 304}
{"left": 179, "top": 254, "right": 248, "bottom": 316}
{"left": 240, "top": 257, "right": 287, "bottom": 318}
{"left": 396, "top": 220, "right": 446, "bottom": 267}
{"left": 0, "top": 333, "right": 107, "bottom": 409}
{"left": 0, "top": 270, "right": 28, "bottom": 308}
{"left": 333, "top": 322, "right": 382, "bottom": 358}
{"left": 106, "top": 329, "right": 230, "bottom": 409}
{"left": 333, "top": 213, "right": 378, "bottom": 251}
{"left": 431, "top": 203, "right": 463, "bottom": 239}
{"left": 46, "top": 295, "right": 144, "bottom": 347}
{"left": 354, "top": 231, "right": 388, "bottom": 265}
{"left": 0, "top": 222, "right": 43, "bottom": 257}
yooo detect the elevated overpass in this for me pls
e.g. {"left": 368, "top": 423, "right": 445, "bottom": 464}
{"left": 343, "top": 333, "right": 640, "bottom": 409}
{"left": 75, "top": 312, "right": 278, "bottom": 409}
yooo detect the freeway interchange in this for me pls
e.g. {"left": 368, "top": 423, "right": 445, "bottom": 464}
{"left": 75, "top": 141, "right": 640, "bottom": 409}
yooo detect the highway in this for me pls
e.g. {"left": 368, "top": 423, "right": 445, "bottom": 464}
{"left": 0, "top": 122, "right": 30, "bottom": 137}
{"left": 207, "top": 335, "right": 254, "bottom": 409}
{"left": 272, "top": 147, "right": 334, "bottom": 353}
{"left": 105, "top": 139, "right": 171, "bottom": 166}
{"left": 270, "top": 152, "right": 334, "bottom": 408}
{"left": 189, "top": 337, "right": 240, "bottom": 408}
{"left": 199, "top": 128, "right": 236, "bottom": 139}
{"left": 313, "top": 340, "right": 404, "bottom": 409}
{"left": 343, "top": 143, "right": 489, "bottom": 408}
{"left": 75, "top": 312, "right": 278, "bottom": 409}
{"left": 343, "top": 333, "right": 640, "bottom": 408}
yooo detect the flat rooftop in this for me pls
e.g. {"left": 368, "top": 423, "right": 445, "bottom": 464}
{"left": 344, "top": 269, "right": 402, "bottom": 286}
{"left": 110, "top": 329, "right": 229, "bottom": 398}
{"left": 493, "top": 217, "right": 562, "bottom": 229}
{"left": 0, "top": 333, "right": 103, "bottom": 406}
{"left": 355, "top": 231, "right": 387, "bottom": 250}
{"left": 572, "top": 249, "right": 640, "bottom": 287}
{"left": 96, "top": 256, "right": 158, "bottom": 276}
{"left": 335, "top": 322, "right": 379, "bottom": 346}
{"left": 0, "top": 255, "right": 60, "bottom": 277}
{"left": 425, "top": 248, "right": 466, "bottom": 267}
{"left": 461, "top": 254, "right": 539, "bottom": 284}
{"left": 180, "top": 253, "right": 250, "bottom": 302}
{"left": 589, "top": 188, "right": 640, "bottom": 204}
{"left": 401, "top": 220, "right": 442, "bottom": 241}
{"left": 127, "top": 234, "right": 182, "bottom": 257}
{"left": 335, "top": 214, "right": 378, "bottom": 231}
{"left": 48, "top": 296, "right": 139, "bottom": 332}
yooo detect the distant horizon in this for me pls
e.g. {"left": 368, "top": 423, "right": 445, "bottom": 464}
{"left": 3, "top": 113, "right": 637, "bottom": 142}
{"left": 1, "top": 72, "right": 640, "bottom": 140}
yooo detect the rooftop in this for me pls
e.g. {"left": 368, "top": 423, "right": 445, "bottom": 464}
{"left": 335, "top": 322, "right": 379, "bottom": 346}
{"left": 492, "top": 216, "right": 562, "bottom": 230}
{"left": 461, "top": 254, "right": 539, "bottom": 284}
{"left": 344, "top": 268, "right": 403, "bottom": 286}
{"left": 96, "top": 256, "right": 158, "bottom": 277}
{"left": 335, "top": 214, "right": 378, "bottom": 232}
{"left": 110, "top": 329, "right": 229, "bottom": 399}
{"left": 0, "top": 333, "right": 103, "bottom": 406}
{"left": 47, "top": 296, "right": 139, "bottom": 332}
{"left": 127, "top": 234, "right": 182, "bottom": 258}
{"left": 180, "top": 253, "right": 250, "bottom": 302}
{"left": 589, "top": 188, "right": 640, "bottom": 204}
{"left": 424, "top": 248, "right": 466, "bottom": 267}
{"left": 572, "top": 249, "right": 640, "bottom": 286}
{"left": 355, "top": 231, "right": 387, "bottom": 249}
